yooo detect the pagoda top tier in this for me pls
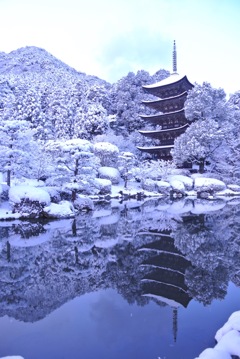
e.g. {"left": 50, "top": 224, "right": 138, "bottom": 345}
{"left": 142, "top": 73, "right": 193, "bottom": 99}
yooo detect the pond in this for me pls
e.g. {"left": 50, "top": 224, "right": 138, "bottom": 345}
{"left": 0, "top": 197, "right": 240, "bottom": 359}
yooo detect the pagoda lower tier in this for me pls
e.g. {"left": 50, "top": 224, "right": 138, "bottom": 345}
{"left": 137, "top": 145, "right": 173, "bottom": 159}
{"left": 140, "top": 109, "right": 187, "bottom": 129}
{"left": 139, "top": 123, "right": 188, "bottom": 145}
{"left": 142, "top": 91, "right": 188, "bottom": 113}
{"left": 139, "top": 230, "right": 192, "bottom": 308}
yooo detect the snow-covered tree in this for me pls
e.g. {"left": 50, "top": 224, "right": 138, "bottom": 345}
{"left": 172, "top": 82, "right": 236, "bottom": 173}
{"left": 109, "top": 69, "right": 169, "bottom": 135}
{"left": 212, "top": 91, "right": 240, "bottom": 182}
{"left": 93, "top": 142, "right": 119, "bottom": 167}
{"left": 184, "top": 82, "right": 229, "bottom": 123}
{"left": 73, "top": 102, "right": 109, "bottom": 140}
{"left": 117, "top": 152, "right": 137, "bottom": 188}
{"left": 0, "top": 120, "right": 37, "bottom": 186}
{"left": 172, "top": 119, "right": 224, "bottom": 173}
{"left": 45, "top": 139, "right": 100, "bottom": 185}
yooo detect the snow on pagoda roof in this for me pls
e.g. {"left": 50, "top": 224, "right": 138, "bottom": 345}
{"left": 137, "top": 144, "right": 174, "bottom": 150}
{"left": 142, "top": 293, "right": 183, "bottom": 308}
{"left": 140, "top": 108, "right": 185, "bottom": 119}
{"left": 139, "top": 123, "right": 188, "bottom": 135}
{"left": 143, "top": 73, "right": 191, "bottom": 89}
{"left": 142, "top": 90, "right": 188, "bottom": 104}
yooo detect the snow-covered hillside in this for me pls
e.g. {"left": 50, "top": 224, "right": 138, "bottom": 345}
{"left": 0, "top": 46, "right": 107, "bottom": 84}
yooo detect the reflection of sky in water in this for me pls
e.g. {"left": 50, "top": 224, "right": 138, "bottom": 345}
{"left": 0, "top": 284, "right": 240, "bottom": 359}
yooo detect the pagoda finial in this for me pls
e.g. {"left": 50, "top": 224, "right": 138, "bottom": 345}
{"left": 173, "top": 40, "right": 177, "bottom": 73}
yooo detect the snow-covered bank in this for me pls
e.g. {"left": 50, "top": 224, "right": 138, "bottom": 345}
{"left": 195, "top": 311, "right": 240, "bottom": 358}
{"left": 0, "top": 175, "right": 240, "bottom": 220}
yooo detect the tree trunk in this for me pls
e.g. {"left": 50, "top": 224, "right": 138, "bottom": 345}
{"left": 199, "top": 159, "right": 205, "bottom": 174}
{"left": 7, "top": 169, "right": 11, "bottom": 187}
{"left": 74, "top": 159, "right": 79, "bottom": 177}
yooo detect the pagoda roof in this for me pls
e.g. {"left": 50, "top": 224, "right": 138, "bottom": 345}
{"left": 139, "top": 123, "right": 188, "bottom": 137}
{"left": 140, "top": 108, "right": 185, "bottom": 121}
{"left": 137, "top": 145, "right": 174, "bottom": 153}
{"left": 142, "top": 74, "right": 194, "bottom": 98}
{"left": 142, "top": 293, "right": 184, "bottom": 308}
{"left": 143, "top": 73, "right": 191, "bottom": 89}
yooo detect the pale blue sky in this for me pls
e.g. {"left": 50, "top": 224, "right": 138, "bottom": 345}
{"left": 0, "top": 0, "right": 240, "bottom": 94}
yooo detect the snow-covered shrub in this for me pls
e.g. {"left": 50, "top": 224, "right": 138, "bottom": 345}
{"left": 194, "top": 177, "right": 226, "bottom": 193}
{"left": 9, "top": 185, "right": 51, "bottom": 218}
{"left": 135, "top": 160, "right": 176, "bottom": 183}
{"left": 92, "top": 178, "right": 112, "bottom": 195}
{"left": 93, "top": 142, "right": 119, "bottom": 167}
{"left": 43, "top": 186, "right": 61, "bottom": 203}
{"left": 227, "top": 184, "right": 240, "bottom": 192}
{"left": 0, "top": 184, "right": 9, "bottom": 200}
{"left": 95, "top": 132, "right": 138, "bottom": 154}
{"left": 169, "top": 179, "right": 185, "bottom": 194}
{"left": 9, "top": 186, "right": 50, "bottom": 205}
{"left": 142, "top": 179, "right": 157, "bottom": 192}
{"left": 156, "top": 180, "right": 171, "bottom": 195}
{"left": 98, "top": 167, "right": 120, "bottom": 184}
{"left": 73, "top": 195, "right": 94, "bottom": 212}
{"left": 167, "top": 175, "right": 193, "bottom": 191}
{"left": 43, "top": 200, "right": 75, "bottom": 219}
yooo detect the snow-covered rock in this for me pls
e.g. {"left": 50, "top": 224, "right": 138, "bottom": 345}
{"left": 195, "top": 348, "right": 231, "bottom": 358}
{"left": 43, "top": 200, "right": 75, "bottom": 218}
{"left": 215, "top": 330, "right": 240, "bottom": 357}
{"left": 0, "top": 357, "right": 25, "bottom": 359}
{"left": 98, "top": 167, "right": 120, "bottom": 184}
{"left": 195, "top": 310, "right": 240, "bottom": 358}
{"left": 215, "top": 311, "right": 240, "bottom": 342}
{"left": 194, "top": 178, "right": 226, "bottom": 193}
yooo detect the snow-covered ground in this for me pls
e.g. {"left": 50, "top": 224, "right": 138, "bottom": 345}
{"left": 1, "top": 174, "right": 240, "bottom": 220}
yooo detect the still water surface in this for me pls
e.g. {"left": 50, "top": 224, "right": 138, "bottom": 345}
{"left": 0, "top": 198, "right": 240, "bottom": 359}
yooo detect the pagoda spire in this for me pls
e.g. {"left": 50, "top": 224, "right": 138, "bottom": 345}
{"left": 172, "top": 40, "right": 177, "bottom": 73}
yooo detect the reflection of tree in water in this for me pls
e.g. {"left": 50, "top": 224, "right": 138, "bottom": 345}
{"left": 1, "top": 200, "right": 240, "bottom": 322}
{"left": 185, "top": 266, "right": 228, "bottom": 305}
{"left": 172, "top": 204, "right": 240, "bottom": 305}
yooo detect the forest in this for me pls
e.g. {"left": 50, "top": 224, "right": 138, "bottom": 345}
{"left": 0, "top": 46, "right": 240, "bottom": 204}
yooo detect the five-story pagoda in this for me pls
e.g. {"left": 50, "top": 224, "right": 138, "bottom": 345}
{"left": 137, "top": 41, "right": 194, "bottom": 159}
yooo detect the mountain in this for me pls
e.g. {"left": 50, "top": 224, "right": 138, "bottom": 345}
{"left": 0, "top": 46, "right": 109, "bottom": 87}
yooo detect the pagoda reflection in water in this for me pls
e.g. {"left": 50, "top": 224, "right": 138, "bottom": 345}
{"left": 138, "top": 229, "right": 192, "bottom": 342}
